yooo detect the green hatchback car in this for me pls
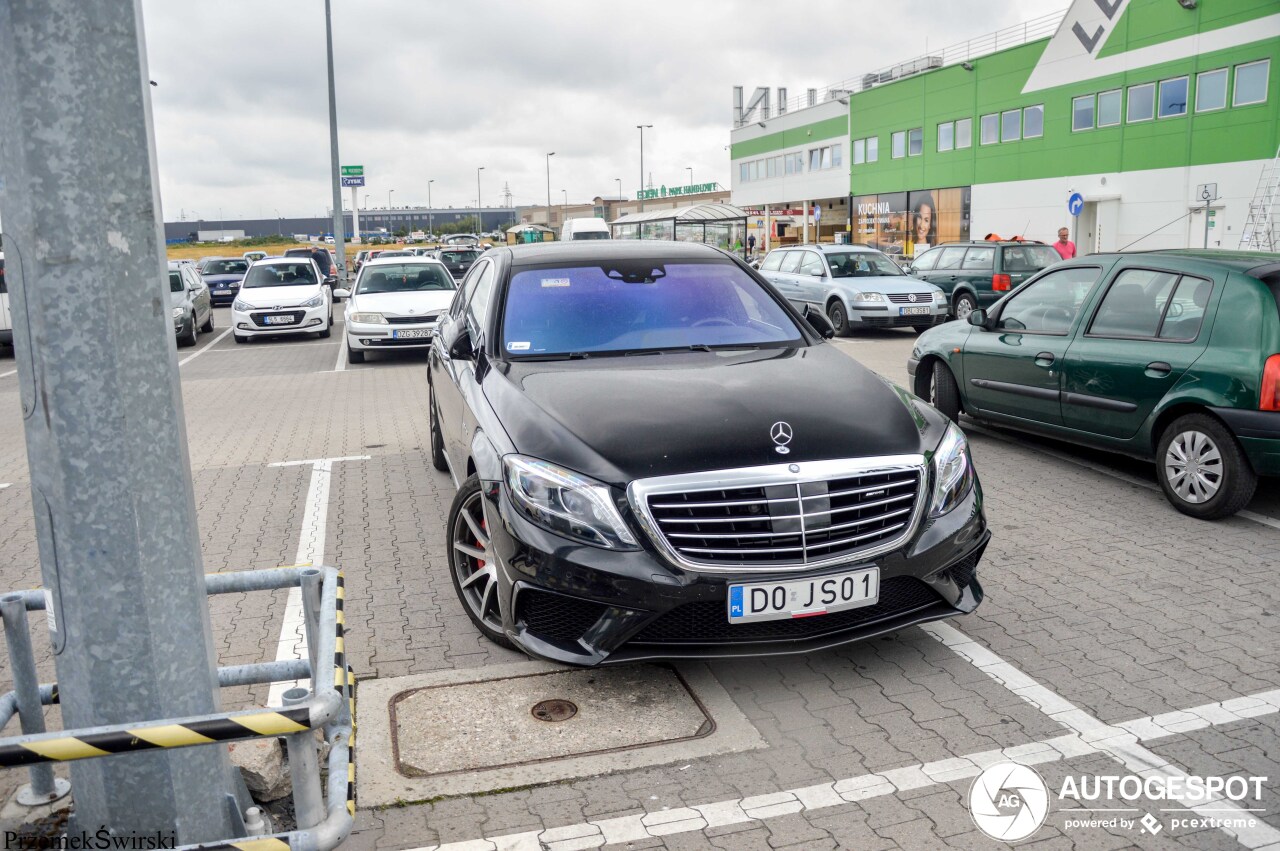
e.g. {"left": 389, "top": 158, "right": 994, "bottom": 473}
{"left": 908, "top": 250, "right": 1280, "bottom": 519}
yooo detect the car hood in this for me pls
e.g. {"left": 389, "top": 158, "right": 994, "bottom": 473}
{"left": 203, "top": 273, "right": 245, "bottom": 285}
{"left": 832, "top": 275, "right": 940, "bottom": 294}
{"left": 350, "top": 290, "right": 453, "bottom": 317}
{"left": 235, "top": 285, "right": 320, "bottom": 307}
{"left": 484, "top": 343, "right": 945, "bottom": 487}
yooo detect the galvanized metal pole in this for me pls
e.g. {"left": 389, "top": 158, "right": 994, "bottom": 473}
{"left": 0, "top": 0, "right": 240, "bottom": 840}
{"left": 325, "top": 0, "right": 348, "bottom": 285}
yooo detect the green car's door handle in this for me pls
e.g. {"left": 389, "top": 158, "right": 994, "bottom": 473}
{"left": 1034, "top": 351, "right": 1055, "bottom": 367}
{"left": 1146, "top": 361, "right": 1172, "bottom": 376}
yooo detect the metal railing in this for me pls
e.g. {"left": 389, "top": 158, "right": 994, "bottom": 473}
{"left": 0, "top": 566, "right": 355, "bottom": 851}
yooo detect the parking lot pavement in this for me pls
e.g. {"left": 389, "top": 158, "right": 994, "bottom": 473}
{"left": 0, "top": 318, "right": 1276, "bottom": 848}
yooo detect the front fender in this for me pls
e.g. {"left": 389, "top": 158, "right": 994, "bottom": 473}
{"left": 471, "top": 430, "right": 503, "bottom": 484}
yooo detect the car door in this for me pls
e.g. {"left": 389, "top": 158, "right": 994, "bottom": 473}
{"left": 913, "top": 245, "right": 967, "bottom": 299}
{"left": 962, "top": 265, "right": 1104, "bottom": 426}
{"left": 756, "top": 250, "right": 787, "bottom": 295}
{"left": 454, "top": 259, "right": 498, "bottom": 468}
{"left": 1058, "top": 266, "right": 1217, "bottom": 439}
{"left": 793, "top": 251, "right": 829, "bottom": 310}
{"left": 189, "top": 268, "right": 211, "bottom": 323}
{"left": 433, "top": 260, "right": 490, "bottom": 470}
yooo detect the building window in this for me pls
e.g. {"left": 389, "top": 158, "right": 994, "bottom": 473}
{"left": 1128, "top": 83, "right": 1155, "bottom": 122}
{"left": 853, "top": 138, "right": 865, "bottom": 164}
{"left": 749, "top": 161, "right": 759, "bottom": 180}
{"left": 766, "top": 157, "right": 776, "bottom": 178}
{"left": 980, "top": 113, "right": 998, "bottom": 144}
{"left": 1195, "top": 68, "right": 1227, "bottom": 112}
{"left": 1072, "top": 94, "right": 1094, "bottom": 131}
{"left": 955, "top": 117, "right": 972, "bottom": 149}
{"left": 1097, "top": 90, "right": 1121, "bottom": 126}
{"left": 832, "top": 144, "right": 842, "bottom": 167}
{"left": 1023, "top": 104, "right": 1044, "bottom": 138}
{"left": 1234, "top": 59, "right": 1269, "bottom": 106}
{"left": 822, "top": 146, "right": 833, "bottom": 169}
{"left": 892, "top": 130, "right": 906, "bottom": 158}
{"left": 1001, "top": 109, "right": 1020, "bottom": 142}
{"left": 809, "top": 148, "right": 822, "bottom": 170}
{"left": 866, "top": 136, "right": 878, "bottom": 162}
{"left": 907, "top": 128, "right": 923, "bottom": 156}
{"left": 1158, "top": 76, "right": 1189, "bottom": 118}
{"left": 938, "top": 121, "right": 954, "bottom": 152}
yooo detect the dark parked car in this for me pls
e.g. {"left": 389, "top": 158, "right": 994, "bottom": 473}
{"left": 168, "top": 261, "right": 213, "bottom": 347}
{"left": 908, "top": 241, "right": 1061, "bottom": 320}
{"left": 428, "top": 241, "right": 988, "bottom": 666}
{"left": 197, "top": 256, "right": 250, "bottom": 306}
{"left": 910, "top": 249, "right": 1280, "bottom": 519}
{"left": 438, "top": 247, "right": 482, "bottom": 280}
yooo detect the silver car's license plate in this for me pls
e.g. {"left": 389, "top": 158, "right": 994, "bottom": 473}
{"left": 392, "top": 328, "right": 432, "bottom": 339}
{"left": 727, "top": 567, "right": 880, "bottom": 624}
{"left": 899, "top": 306, "right": 931, "bottom": 316}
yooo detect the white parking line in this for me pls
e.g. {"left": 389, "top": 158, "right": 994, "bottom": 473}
{"left": 923, "top": 621, "right": 1280, "bottom": 849}
{"left": 0, "top": 369, "right": 15, "bottom": 378}
{"left": 265, "top": 455, "right": 369, "bottom": 706}
{"left": 332, "top": 333, "right": 348, "bottom": 372}
{"left": 177, "top": 327, "right": 231, "bottom": 366}
{"left": 397, "top": 683, "right": 1280, "bottom": 851}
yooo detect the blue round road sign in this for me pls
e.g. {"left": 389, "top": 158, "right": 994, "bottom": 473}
{"left": 1067, "top": 192, "right": 1085, "bottom": 217}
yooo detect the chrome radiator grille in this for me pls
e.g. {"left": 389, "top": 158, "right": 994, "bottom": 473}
{"left": 637, "top": 462, "right": 924, "bottom": 570}
{"left": 886, "top": 293, "right": 934, "bottom": 304}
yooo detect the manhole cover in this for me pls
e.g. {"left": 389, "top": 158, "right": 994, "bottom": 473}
{"left": 531, "top": 699, "right": 577, "bottom": 722}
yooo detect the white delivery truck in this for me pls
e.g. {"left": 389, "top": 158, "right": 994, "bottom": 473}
{"left": 560, "top": 217, "right": 611, "bottom": 240}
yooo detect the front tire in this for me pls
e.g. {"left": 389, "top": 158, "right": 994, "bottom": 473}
{"left": 827, "top": 300, "right": 851, "bottom": 337}
{"left": 929, "top": 361, "right": 962, "bottom": 423}
{"left": 447, "top": 475, "right": 516, "bottom": 650}
{"left": 1156, "top": 413, "right": 1256, "bottom": 519}
{"left": 200, "top": 311, "right": 214, "bottom": 333}
{"left": 178, "top": 316, "right": 198, "bottom": 348}
{"left": 347, "top": 346, "right": 365, "bottom": 364}
{"left": 233, "top": 333, "right": 248, "bottom": 345}
{"left": 429, "top": 389, "right": 449, "bottom": 472}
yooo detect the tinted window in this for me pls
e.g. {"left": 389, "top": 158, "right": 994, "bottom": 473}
{"left": 202, "top": 259, "right": 248, "bottom": 275}
{"left": 935, "top": 246, "right": 968, "bottom": 270}
{"left": 466, "top": 261, "right": 496, "bottom": 333}
{"left": 961, "top": 247, "right": 995, "bottom": 271}
{"left": 799, "top": 252, "right": 825, "bottom": 276}
{"left": 452, "top": 261, "right": 486, "bottom": 318}
{"left": 501, "top": 261, "right": 802, "bottom": 356}
{"left": 242, "top": 262, "right": 316, "bottom": 288}
{"left": 779, "top": 251, "right": 803, "bottom": 273}
{"left": 1159, "top": 77, "right": 1188, "bottom": 118}
{"left": 1158, "top": 276, "right": 1212, "bottom": 341}
{"left": 911, "top": 249, "right": 940, "bottom": 271}
{"left": 441, "top": 250, "right": 481, "bottom": 263}
{"left": 357, "top": 264, "right": 455, "bottom": 294}
{"left": 1128, "top": 83, "right": 1155, "bottom": 121}
{"left": 759, "top": 251, "right": 785, "bottom": 272}
{"left": 1089, "top": 269, "right": 1179, "bottom": 338}
{"left": 169, "top": 271, "right": 184, "bottom": 293}
{"left": 996, "top": 267, "right": 1100, "bottom": 334}
{"left": 1002, "top": 245, "right": 1061, "bottom": 272}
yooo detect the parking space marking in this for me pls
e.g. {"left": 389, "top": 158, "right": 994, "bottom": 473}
{"left": 0, "top": 369, "right": 15, "bottom": 379}
{"left": 332, "top": 334, "right": 348, "bottom": 372}
{"left": 395, "top": 683, "right": 1280, "bottom": 851}
{"left": 922, "top": 621, "right": 1280, "bottom": 848}
{"left": 965, "top": 422, "right": 1280, "bottom": 531}
{"left": 176, "top": 327, "right": 232, "bottom": 366}
{"left": 265, "top": 455, "right": 369, "bottom": 706}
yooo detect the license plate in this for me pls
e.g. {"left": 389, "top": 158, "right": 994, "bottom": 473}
{"left": 263, "top": 315, "right": 295, "bottom": 325}
{"left": 727, "top": 567, "right": 879, "bottom": 624}
{"left": 392, "top": 328, "right": 432, "bottom": 339}
{"left": 899, "top": 306, "right": 931, "bottom": 316}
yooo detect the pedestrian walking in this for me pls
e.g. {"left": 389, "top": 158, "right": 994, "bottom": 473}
{"left": 1052, "top": 227, "right": 1076, "bottom": 260}
{"left": 747, "top": 233, "right": 756, "bottom": 256}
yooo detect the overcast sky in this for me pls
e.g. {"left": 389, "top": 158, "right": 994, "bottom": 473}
{"left": 142, "top": 0, "right": 1067, "bottom": 222}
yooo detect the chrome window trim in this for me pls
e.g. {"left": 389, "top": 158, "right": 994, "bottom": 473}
{"left": 627, "top": 455, "right": 928, "bottom": 574}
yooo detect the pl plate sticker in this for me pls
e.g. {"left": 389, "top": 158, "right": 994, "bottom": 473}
{"left": 507, "top": 341, "right": 531, "bottom": 351}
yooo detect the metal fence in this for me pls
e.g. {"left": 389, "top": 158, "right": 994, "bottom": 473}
{"left": 0, "top": 566, "right": 355, "bottom": 851}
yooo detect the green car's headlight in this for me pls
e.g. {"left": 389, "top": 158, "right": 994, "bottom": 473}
{"left": 504, "top": 455, "right": 638, "bottom": 550}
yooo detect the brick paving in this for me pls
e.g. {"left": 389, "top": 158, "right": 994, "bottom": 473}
{"left": 0, "top": 316, "right": 1276, "bottom": 849}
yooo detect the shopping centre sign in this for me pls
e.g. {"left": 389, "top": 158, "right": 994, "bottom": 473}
{"left": 637, "top": 182, "right": 718, "bottom": 200}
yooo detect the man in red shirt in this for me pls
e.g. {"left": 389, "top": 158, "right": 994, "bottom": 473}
{"left": 1053, "top": 227, "right": 1076, "bottom": 260}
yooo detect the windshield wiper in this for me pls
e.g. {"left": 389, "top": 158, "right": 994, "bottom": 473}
{"left": 514, "top": 351, "right": 591, "bottom": 361}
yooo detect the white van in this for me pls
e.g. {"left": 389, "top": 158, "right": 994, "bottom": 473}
{"left": 560, "top": 217, "right": 611, "bottom": 240}
{"left": 0, "top": 252, "right": 10, "bottom": 347}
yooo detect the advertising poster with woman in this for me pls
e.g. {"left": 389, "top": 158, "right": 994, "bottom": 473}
{"left": 852, "top": 186, "right": 971, "bottom": 258}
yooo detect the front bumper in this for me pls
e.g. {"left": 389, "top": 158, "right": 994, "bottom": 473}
{"left": 477, "top": 479, "right": 988, "bottom": 666}
{"left": 1210, "top": 407, "right": 1280, "bottom": 476}
{"left": 346, "top": 322, "right": 436, "bottom": 351}
{"left": 232, "top": 303, "right": 328, "bottom": 336}
{"left": 849, "top": 302, "right": 949, "bottom": 328}
{"left": 209, "top": 286, "right": 240, "bottom": 305}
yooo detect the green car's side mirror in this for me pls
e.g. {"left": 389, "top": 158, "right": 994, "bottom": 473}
{"left": 968, "top": 309, "right": 988, "bottom": 328}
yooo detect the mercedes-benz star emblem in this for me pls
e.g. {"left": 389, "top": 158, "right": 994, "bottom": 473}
{"left": 770, "top": 421, "right": 793, "bottom": 455}
{"left": 908, "top": 293, "right": 918, "bottom": 303}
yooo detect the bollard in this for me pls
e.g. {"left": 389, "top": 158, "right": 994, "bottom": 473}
{"left": 299, "top": 568, "right": 323, "bottom": 690}
{"left": 0, "top": 595, "right": 70, "bottom": 806}
{"left": 282, "top": 687, "right": 324, "bottom": 830}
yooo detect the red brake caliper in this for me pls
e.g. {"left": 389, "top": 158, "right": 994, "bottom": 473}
{"left": 475, "top": 518, "right": 487, "bottom": 569}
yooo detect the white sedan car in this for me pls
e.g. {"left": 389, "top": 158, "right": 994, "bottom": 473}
{"left": 335, "top": 257, "right": 456, "bottom": 364}
{"left": 231, "top": 258, "right": 333, "bottom": 343}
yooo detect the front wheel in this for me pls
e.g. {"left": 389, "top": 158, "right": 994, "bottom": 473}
{"left": 1156, "top": 414, "right": 1256, "bottom": 519}
{"left": 929, "top": 361, "right": 962, "bottom": 423}
{"left": 233, "top": 333, "right": 248, "bottom": 345}
{"left": 429, "top": 389, "right": 449, "bottom": 472}
{"left": 179, "top": 316, "right": 198, "bottom": 348}
{"left": 827, "top": 300, "right": 851, "bottom": 337}
{"left": 200, "top": 311, "right": 214, "bottom": 333}
{"left": 447, "top": 475, "right": 516, "bottom": 649}
{"left": 953, "top": 293, "right": 977, "bottom": 321}
{"left": 347, "top": 346, "right": 365, "bottom": 364}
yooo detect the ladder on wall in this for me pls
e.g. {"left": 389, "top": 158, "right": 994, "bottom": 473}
{"left": 1239, "top": 146, "right": 1280, "bottom": 252}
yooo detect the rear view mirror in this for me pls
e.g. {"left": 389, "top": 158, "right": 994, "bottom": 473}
{"left": 803, "top": 305, "right": 836, "bottom": 339}
{"left": 968, "top": 309, "right": 988, "bottom": 328}
{"left": 446, "top": 324, "right": 475, "bottom": 360}
{"left": 333, "top": 288, "right": 351, "bottom": 299}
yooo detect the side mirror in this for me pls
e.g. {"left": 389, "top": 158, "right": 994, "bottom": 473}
{"left": 446, "top": 323, "right": 475, "bottom": 359}
{"left": 968, "top": 309, "right": 989, "bottom": 328}
{"left": 904, "top": 266, "right": 916, "bottom": 275}
{"left": 324, "top": 275, "right": 338, "bottom": 286}
{"left": 803, "top": 305, "right": 836, "bottom": 339}
{"left": 333, "top": 288, "right": 351, "bottom": 299}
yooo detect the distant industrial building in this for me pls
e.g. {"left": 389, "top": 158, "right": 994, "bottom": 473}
{"left": 163, "top": 206, "right": 517, "bottom": 242}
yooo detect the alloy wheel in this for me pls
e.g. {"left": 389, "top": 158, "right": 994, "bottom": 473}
{"left": 1164, "top": 429, "right": 1223, "bottom": 504}
{"left": 451, "top": 489, "right": 501, "bottom": 631}
{"left": 954, "top": 297, "right": 974, "bottom": 320}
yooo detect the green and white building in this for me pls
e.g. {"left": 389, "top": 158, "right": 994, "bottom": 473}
{"left": 730, "top": 0, "right": 1280, "bottom": 255}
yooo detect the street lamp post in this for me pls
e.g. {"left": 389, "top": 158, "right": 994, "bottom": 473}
{"left": 476, "top": 166, "right": 485, "bottom": 236}
{"left": 546, "top": 152, "right": 555, "bottom": 226}
{"left": 427, "top": 179, "right": 434, "bottom": 237}
{"left": 636, "top": 124, "right": 652, "bottom": 212}
{"left": 561, "top": 189, "right": 567, "bottom": 227}
{"left": 686, "top": 166, "right": 693, "bottom": 188}
{"left": 324, "top": 0, "right": 347, "bottom": 282}
{"left": 388, "top": 188, "right": 394, "bottom": 236}
{"left": 615, "top": 178, "right": 622, "bottom": 217}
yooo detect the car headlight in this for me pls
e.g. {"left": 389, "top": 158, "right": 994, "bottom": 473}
{"left": 504, "top": 455, "right": 638, "bottom": 550}
{"left": 349, "top": 312, "right": 388, "bottom": 324}
{"left": 303, "top": 294, "right": 325, "bottom": 308}
{"left": 929, "top": 422, "right": 974, "bottom": 517}
{"left": 171, "top": 307, "right": 185, "bottom": 319}
{"left": 232, "top": 299, "right": 251, "bottom": 311}
{"left": 851, "top": 292, "right": 885, "bottom": 302}
{"left": 933, "top": 291, "right": 947, "bottom": 303}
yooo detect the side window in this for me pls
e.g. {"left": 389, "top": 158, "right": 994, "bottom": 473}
{"left": 1088, "top": 268, "right": 1179, "bottom": 339}
{"left": 961, "top": 247, "right": 995, "bottom": 270}
{"left": 759, "top": 251, "right": 785, "bottom": 272}
{"left": 799, "top": 252, "right": 825, "bottom": 276}
{"left": 911, "top": 249, "right": 940, "bottom": 271}
{"left": 935, "top": 246, "right": 968, "bottom": 270}
{"left": 450, "top": 261, "right": 485, "bottom": 318}
{"left": 779, "top": 251, "right": 803, "bottom": 274}
{"left": 465, "top": 260, "right": 497, "bottom": 334}
{"left": 996, "top": 266, "right": 1101, "bottom": 334}
{"left": 1158, "top": 276, "right": 1212, "bottom": 341}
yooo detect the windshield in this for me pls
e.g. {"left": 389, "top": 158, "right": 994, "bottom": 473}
{"left": 242, "top": 262, "right": 316, "bottom": 288}
{"left": 572, "top": 232, "right": 610, "bottom": 240}
{"left": 501, "top": 260, "right": 803, "bottom": 356}
{"left": 826, "top": 251, "right": 903, "bottom": 278}
{"left": 357, "top": 264, "right": 456, "bottom": 294}
{"left": 202, "top": 259, "right": 248, "bottom": 276}
{"left": 441, "top": 251, "right": 480, "bottom": 263}
{"left": 169, "top": 271, "right": 184, "bottom": 293}
{"left": 1003, "top": 245, "right": 1062, "bottom": 272}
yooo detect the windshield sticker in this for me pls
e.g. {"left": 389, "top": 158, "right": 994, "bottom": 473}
{"left": 507, "top": 341, "right": 531, "bottom": 351}
{"left": 541, "top": 278, "right": 571, "bottom": 288}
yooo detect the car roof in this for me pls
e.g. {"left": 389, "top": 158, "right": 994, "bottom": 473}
{"left": 256, "top": 257, "right": 315, "bottom": 266}
{"left": 166, "top": 260, "right": 185, "bottom": 269}
{"left": 504, "top": 239, "right": 729, "bottom": 268}
{"left": 1091, "top": 248, "right": 1280, "bottom": 277}
{"left": 776, "top": 244, "right": 884, "bottom": 254}
{"left": 363, "top": 256, "right": 446, "bottom": 267}
{"left": 201, "top": 256, "right": 243, "bottom": 261}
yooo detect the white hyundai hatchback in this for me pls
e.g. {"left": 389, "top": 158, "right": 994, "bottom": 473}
{"left": 231, "top": 258, "right": 333, "bottom": 344}
{"left": 335, "top": 257, "right": 456, "bottom": 364}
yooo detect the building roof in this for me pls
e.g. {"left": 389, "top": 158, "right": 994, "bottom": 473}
{"left": 507, "top": 224, "right": 554, "bottom": 233}
{"left": 610, "top": 203, "right": 748, "bottom": 225}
